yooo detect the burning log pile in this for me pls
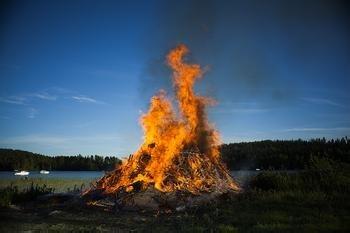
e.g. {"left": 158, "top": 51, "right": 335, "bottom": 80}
{"left": 83, "top": 44, "right": 240, "bottom": 211}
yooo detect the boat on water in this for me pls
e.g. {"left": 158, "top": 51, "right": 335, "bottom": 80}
{"left": 14, "top": 170, "right": 29, "bottom": 176}
{"left": 40, "top": 170, "right": 50, "bottom": 174}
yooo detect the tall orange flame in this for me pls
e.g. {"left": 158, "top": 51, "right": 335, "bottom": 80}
{"left": 94, "top": 44, "right": 239, "bottom": 194}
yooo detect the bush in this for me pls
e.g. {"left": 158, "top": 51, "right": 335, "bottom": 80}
{"left": 248, "top": 158, "right": 350, "bottom": 195}
{"left": 248, "top": 172, "right": 298, "bottom": 191}
{"left": 304, "top": 156, "right": 350, "bottom": 194}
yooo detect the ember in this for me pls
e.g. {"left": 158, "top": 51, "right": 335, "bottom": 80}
{"left": 84, "top": 44, "right": 239, "bottom": 210}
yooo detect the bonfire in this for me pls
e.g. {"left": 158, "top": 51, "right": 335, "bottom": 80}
{"left": 84, "top": 45, "right": 240, "bottom": 210}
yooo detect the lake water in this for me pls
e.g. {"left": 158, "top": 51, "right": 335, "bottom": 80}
{"left": 0, "top": 170, "right": 264, "bottom": 185}
{"left": 0, "top": 171, "right": 105, "bottom": 180}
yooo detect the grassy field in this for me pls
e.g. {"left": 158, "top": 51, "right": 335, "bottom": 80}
{"left": 0, "top": 157, "right": 349, "bottom": 232}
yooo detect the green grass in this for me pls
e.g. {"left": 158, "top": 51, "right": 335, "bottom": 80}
{"left": 137, "top": 188, "right": 348, "bottom": 232}
{"left": 0, "top": 178, "right": 94, "bottom": 193}
{"left": 0, "top": 182, "right": 54, "bottom": 206}
{"left": 0, "top": 185, "right": 349, "bottom": 232}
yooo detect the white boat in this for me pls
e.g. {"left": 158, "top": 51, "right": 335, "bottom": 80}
{"left": 255, "top": 168, "right": 261, "bottom": 171}
{"left": 14, "top": 171, "right": 29, "bottom": 176}
{"left": 40, "top": 170, "right": 50, "bottom": 174}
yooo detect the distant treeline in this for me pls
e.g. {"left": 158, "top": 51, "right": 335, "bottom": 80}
{"left": 220, "top": 137, "right": 350, "bottom": 170}
{"left": 0, "top": 149, "right": 121, "bottom": 171}
{"left": 1, "top": 138, "right": 349, "bottom": 171}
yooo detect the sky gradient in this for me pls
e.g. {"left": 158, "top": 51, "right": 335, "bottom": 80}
{"left": 0, "top": 0, "right": 349, "bottom": 157}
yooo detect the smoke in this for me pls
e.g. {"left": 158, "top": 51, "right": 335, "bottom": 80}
{"left": 139, "top": 0, "right": 350, "bottom": 106}
{"left": 138, "top": 0, "right": 219, "bottom": 100}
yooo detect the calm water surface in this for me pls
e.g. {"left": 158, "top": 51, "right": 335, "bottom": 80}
{"left": 0, "top": 170, "right": 297, "bottom": 186}
{"left": 0, "top": 170, "right": 294, "bottom": 185}
{"left": 0, "top": 171, "right": 105, "bottom": 180}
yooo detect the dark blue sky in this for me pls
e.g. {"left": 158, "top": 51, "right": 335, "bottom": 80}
{"left": 0, "top": 0, "right": 349, "bottom": 156}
